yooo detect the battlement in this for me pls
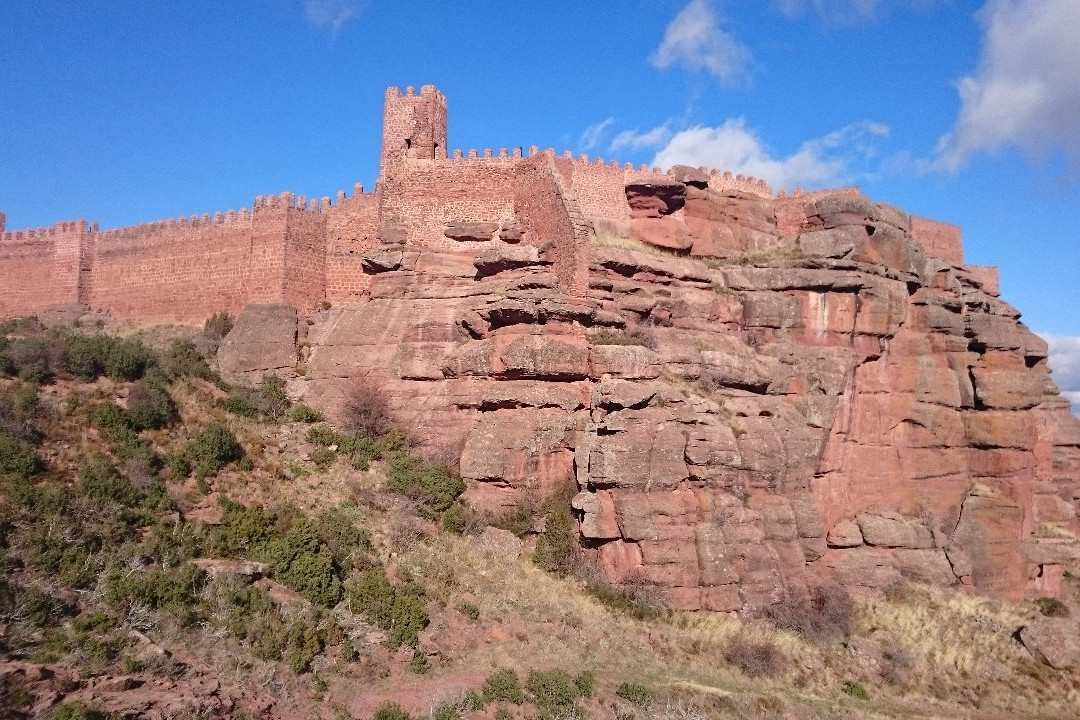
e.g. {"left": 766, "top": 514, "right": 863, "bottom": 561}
{"left": 0, "top": 85, "right": 967, "bottom": 323}
{"left": 2, "top": 219, "right": 94, "bottom": 245}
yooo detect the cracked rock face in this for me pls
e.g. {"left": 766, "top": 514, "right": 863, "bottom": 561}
{"left": 231, "top": 182, "right": 1080, "bottom": 613}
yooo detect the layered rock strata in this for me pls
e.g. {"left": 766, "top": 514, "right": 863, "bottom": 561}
{"left": 241, "top": 168, "right": 1079, "bottom": 612}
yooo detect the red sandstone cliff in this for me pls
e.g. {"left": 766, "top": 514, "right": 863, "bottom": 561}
{"left": 4, "top": 86, "right": 1078, "bottom": 610}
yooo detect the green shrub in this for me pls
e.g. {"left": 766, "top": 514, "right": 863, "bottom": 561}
{"left": 126, "top": 380, "right": 177, "bottom": 430}
{"left": 184, "top": 423, "right": 243, "bottom": 477}
{"left": 442, "top": 502, "right": 467, "bottom": 534}
{"left": 6, "top": 336, "right": 57, "bottom": 382}
{"left": 532, "top": 500, "right": 578, "bottom": 577}
{"left": 62, "top": 334, "right": 112, "bottom": 380}
{"left": 842, "top": 680, "right": 870, "bottom": 700}
{"left": 259, "top": 519, "right": 343, "bottom": 607}
{"left": 345, "top": 568, "right": 428, "bottom": 648}
{"left": 457, "top": 601, "right": 480, "bottom": 621}
{"left": 574, "top": 670, "right": 595, "bottom": 698}
{"left": 223, "top": 393, "right": 260, "bottom": 418}
{"left": 0, "top": 431, "right": 42, "bottom": 480}
{"left": 493, "top": 708, "right": 513, "bottom": 720}
{"left": 45, "top": 701, "right": 115, "bottom": 720}
{"left": 526, "top": 669, "right": 582, "bottom": 711}
{"left": 78, "top": 455, "right": 142, "bottom": 506}
{"left": 103, "top": 338, "right": 155, "bottom": 381}
{"left": 1034, "top": 596, "right": 1070, "bottom": 618}
{"left": 104, "top": 563, "right": 208, "bottom": 623}
{"left": 371, "top": 703, "right": 411, "bottom": 720}
{"left": 161, "top": 340, "right": 213, "bottom": 380}
{"left": 0, "top": 381, "right": 42, "bottom": 443}
{"left": 614, "top": 681, "right": 651, "bottom": 707}
{"left": 385, "top": 452, "right": 465, "bottom": 516}
{"left": 311, "top": 447, "right": 336, "bottom": 468}
{"left": 289, "top": 403, "right": 324, "bottom": 423}
{"left": 223, "top": 375, "right": 290, "bottom": 421}
{"left": 481, "top": 668, "right": 525, "bottom": 705}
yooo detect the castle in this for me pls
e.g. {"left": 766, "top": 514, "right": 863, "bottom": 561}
{"left": 0, "top": 85, "right": 986, "bottom": 322}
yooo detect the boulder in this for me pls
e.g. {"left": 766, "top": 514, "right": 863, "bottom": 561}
{"left": 217, "top": 304, "right": 297, "bottom": 378}
{"left": 1020, "top": 617, "right": 1080, "bottom": 669}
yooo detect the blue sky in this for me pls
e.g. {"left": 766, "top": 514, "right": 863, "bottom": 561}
{"left": 1, "top": 0, "right": 1078, "bottom": 405}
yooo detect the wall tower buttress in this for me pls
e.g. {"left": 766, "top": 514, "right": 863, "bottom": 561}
{"left": 380, "top": 85, "right": 447, "bottom": 179}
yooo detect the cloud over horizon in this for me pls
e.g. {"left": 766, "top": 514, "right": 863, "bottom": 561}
{"left": 1044, "top": 333, "right": 1080, "bottom": 416}
{"left": 935, "top": 0, "right": 1080, "bottom": 171}
{"left": 303, "top": 0, "right": 364, "bottom": 33}
{"left": 650, "top": 0, "right": 752, "bottom": 85}
{"left": 627, "top": 117, "right": 889, "bottom": 191}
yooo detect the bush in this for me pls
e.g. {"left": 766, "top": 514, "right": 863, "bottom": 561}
{"left": 215, "top": 503, "right": 357, "bottom": 607}
{"left": 184, "top": 423, "right": 243, "bottom": 477}
{"left": 126, "top": 380, "right": 177, "bottom": 430}
{"left": 588, "top": 326, "right": 657, "bottom": 350}
{"left": 532, "top": 500, "right": 578, "bottom": 577}
{"left": 371, "top": 703, "right": 411, "bottom": 720}
{"left": 342, "top": 383, "right": 396, "bottom": 438}
{"left": 574, "top": 670, "right": 595, "bottom": 698}
{"left": 385, "top": 452, "right": 465, "bottom": 516}
{"left": 204, "top": 311, "right": 234, "bottom": 342}
{"left": 104, "top": 563, "right": 208, "bottom": 622}
{"left": 723, "top": 636, "right": 786, "bottom": 677}
{"left": 841, "top": 680, "right": 870, "bottom": 700}
{"left": 345, "top": 568, "right": 428, "bottom": 648}
{"left": 614, "top": 681, "right": 651, "bottom": 707}
{"left": 482, "top": 668, "right": 525, "bottom": 704}
{"left": 223, "top": 375, "right": 290, "bottom": 422}
{"left": 1034, "top": 596, "right": 1070, "bottom": 618}
{"left": 78, "top": 455, "right": 142, "bottom": 506}
{"left": 763, "top": 584, "right": 857, "bottom": 643}
{"left": 103, "top": 338, "right": 155, "bottom": 381}
{"left": 0, "top": 431, "right": 42, "bottom": 480}
{"left": 45, "top": 701, "right": 114, "bottom": 720}
{"left": 289, "top": 403, "right": 324, "bottom": 423}
{"left": 526, "top": 669, "right": 583, "bottom": 711}
{"left": 441, "top": 502, "right": 467, "bottom": 534}
{"left": 161, "top": 340, "right": 213, "bottom": 380}
{"left": 6, "top": 335, "right": 59, "bottom": 382}
{"left": 260, "top": 519, "right": 343, "bottom": 607}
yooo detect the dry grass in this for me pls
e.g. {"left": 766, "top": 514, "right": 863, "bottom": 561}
{"left": 591, "top": 232, "right": 688, "bottom": 258}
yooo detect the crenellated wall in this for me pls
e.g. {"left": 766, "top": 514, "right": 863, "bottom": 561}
{"left": 0, "top": 85, "right": 977, "bottom": 324}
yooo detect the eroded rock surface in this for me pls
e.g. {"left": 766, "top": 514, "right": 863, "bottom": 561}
{"left": 283, "top": 176, "right": 1080, "bottom": 613}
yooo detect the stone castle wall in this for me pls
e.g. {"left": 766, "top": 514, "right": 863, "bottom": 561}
{"left": 0, "top": 85, "right": 975, "bottom": 323}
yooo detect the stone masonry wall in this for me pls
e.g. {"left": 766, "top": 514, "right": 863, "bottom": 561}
{"left": 325, "top": 186, "right": 380, "bottom": 302}
{"left": 0, "top": 222, "right": 88, "bottom": 316}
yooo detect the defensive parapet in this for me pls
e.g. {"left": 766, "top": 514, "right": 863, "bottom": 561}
{"left": 381, "top": 84, "right": 448, "bottom": 178}
{"left": 0, "top": 84, "right": 974, "bottom": 322}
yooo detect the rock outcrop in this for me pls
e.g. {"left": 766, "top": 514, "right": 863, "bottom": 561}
{"left": 223, "top": 167, "right": 1080, "bottom": 613}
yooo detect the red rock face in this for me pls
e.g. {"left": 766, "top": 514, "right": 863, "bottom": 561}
{"left": 231, "top": 160, "right": 1080, "bottom": 614}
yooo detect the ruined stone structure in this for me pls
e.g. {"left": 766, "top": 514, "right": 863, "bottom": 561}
{"left": 5, "top": 85, "right": 1079, "bottom": 610}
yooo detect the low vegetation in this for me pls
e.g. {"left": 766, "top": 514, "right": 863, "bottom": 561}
{"left": 1, "top": 315, "right": 1076, "bottom": 720}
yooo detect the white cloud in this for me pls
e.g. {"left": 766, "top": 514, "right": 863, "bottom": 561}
{"left": 773, "top": 0, "right": 881, "bottom": 23}
{"left": 650, "top": 0, "right": 752, "bottom": 85}
{"left": 304, "top": 0, "right": 364, "bottom": 33}
{"left": 1043, "top": 333, "right": 1080, "bottom": 415}
{"left": 651, "top": 118, "right": 888, "bottom": 190}
{"left": 610, "top": 123, "right": 674, "bottom": 153}
{"left": 935, "top": 0, "right": 1080, "bottom": 171}
{"left": 579, "top": 117, "right": 615, "bottom": 151}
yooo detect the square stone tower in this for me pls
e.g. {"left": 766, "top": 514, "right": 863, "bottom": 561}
{"left": 380, "top": 85, "right": 448, "bottom": 180}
